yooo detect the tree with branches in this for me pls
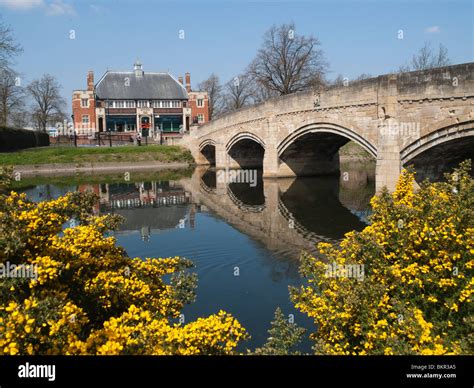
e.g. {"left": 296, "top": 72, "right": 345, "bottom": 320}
{"left": 0, "top": 18, "right": 24, "bottom": 127}
{"left": 222, "top": 73, "right": 255, "bottom": 112}
{"left": 27, "top": 74, "right": 66, "bottom": 132}
{"left": 0, "top": 18, "right": 22, "bottom": 70}
{"left": 248, "top": 23, "right": 327, "bottom": 95}
{"left": 197, "top": 73, "right": 222, "bottom": 120}
{"left": 0, "top": 67, "right": 24, "bottom": 127}
{"left": 399, "top": 42, "right": 450, "bottom": 72}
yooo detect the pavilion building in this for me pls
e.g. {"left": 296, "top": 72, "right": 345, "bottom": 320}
{"left": 72, "top": 62, "right": 209, "bottom": 141}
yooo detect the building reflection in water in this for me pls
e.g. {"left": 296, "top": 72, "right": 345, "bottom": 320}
{"left": 20, "top": 165, "right": 374, "bottom": 255}
{"left": 78, "top": 181, "right": 195, "bottom": 242}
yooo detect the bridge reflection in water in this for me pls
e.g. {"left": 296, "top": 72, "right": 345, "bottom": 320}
{"left": 73, "top": 164, "right": 375, "bottom": 257}
{"left": 179, "top": 165, "right": 375, "bottom": 257}
{"left": 19, "top": 165, "right": 376, "bottom": 350}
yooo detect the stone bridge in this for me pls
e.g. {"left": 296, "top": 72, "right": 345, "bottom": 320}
{"left": 180, "top": 63, "right": 474, "bottom": 191}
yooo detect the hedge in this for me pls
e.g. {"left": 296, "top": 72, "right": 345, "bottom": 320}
{"left": 0, "top": 127, "right": 50, "bottom": 152}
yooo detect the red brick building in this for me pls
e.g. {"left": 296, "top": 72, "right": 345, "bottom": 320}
{"left": 71, "top": 71, "right": 96, "bottom": 133}
{"left": 72, "top": 62, "right": 210, "bottom": 140}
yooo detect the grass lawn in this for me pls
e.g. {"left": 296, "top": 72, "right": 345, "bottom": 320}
{"left": 0, "top": 145, "right": 195, "bottom": 166}
{"left": 339, "top": 141, "right": 374, "bottom": 160}
{"left": 9, "top": 168, "right": 194, "bottom": 189}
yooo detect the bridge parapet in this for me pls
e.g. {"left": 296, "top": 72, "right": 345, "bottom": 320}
{"left": 181, "top": 63, "right": 473, "bottom": 192}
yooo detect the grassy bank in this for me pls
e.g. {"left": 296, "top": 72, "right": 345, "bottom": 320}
{"left": 9, "top": 168, "right": 194, "bottom": 189}
{"left": 339, "top": 141, "right": 375, "bottom": 161}
{"left": 0, "top": 145, "right": 195, "bottom": 166}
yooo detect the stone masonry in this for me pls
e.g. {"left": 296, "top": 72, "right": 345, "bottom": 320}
{"left": 178, "top": 63, "right": 474, "bottom": 192}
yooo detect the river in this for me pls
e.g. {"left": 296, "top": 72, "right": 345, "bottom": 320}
{"left": 18, "top": 162, "right": 375, "bottom": 352}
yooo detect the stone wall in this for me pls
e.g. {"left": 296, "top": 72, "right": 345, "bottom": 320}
{"left": 178, "top": 63, "right": 474, "bottom": 191}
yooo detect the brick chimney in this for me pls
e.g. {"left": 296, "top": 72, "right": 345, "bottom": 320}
{"left": 178, "top": 76, "right": 183, "bottom": 85}
{"left": 134, "top": 61, "right": 144, "bottom": 77}
{"left": 185, "top": 72, "right": 191, "bottom": 92}
{"left": 87, "top": 71, "right": 94, "bottom": 91}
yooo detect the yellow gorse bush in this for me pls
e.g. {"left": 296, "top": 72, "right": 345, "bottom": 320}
{"left": 0, "top": 181, "right": 247, "bottom": 355}
{"left": 291, "top": 161, "right": 473, "bottom": 355}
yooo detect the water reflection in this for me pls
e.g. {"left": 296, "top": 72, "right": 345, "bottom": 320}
{"left": 191, "top": 166, "right": 374, "bottom": 257}
{"left": 280, "top": 178, "right": 365, "bottom": 239}
{"left": 20, "top": 167, "right": 374, "bottom": 255}
{"left": 19, "top": 164, "right": 375, "bottom": 350}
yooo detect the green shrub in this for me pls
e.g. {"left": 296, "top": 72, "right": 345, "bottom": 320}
{"left": 0, "top": 127, "right": 50, "bottom": 152}
{"left": 291, "top": 161, "right": 473, "bottom": 355}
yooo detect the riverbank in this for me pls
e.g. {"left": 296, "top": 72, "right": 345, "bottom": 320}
{"left": 0, "top": 145, "right": 195, "bottom": 166}
{"left": 12, "top": 161, "right": 192, "bottom": 177}
{"left": 9, "top": 167, "right": 194, "bottom": 189}
{"left": 339, "top": 141, "right": 375, "bottom": 162}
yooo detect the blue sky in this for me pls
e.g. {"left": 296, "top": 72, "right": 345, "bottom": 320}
{"left": 1, "top": 0, "right": 473, "bottom": 113}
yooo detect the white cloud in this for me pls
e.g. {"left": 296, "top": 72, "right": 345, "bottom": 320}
{"left": 45, "top": 0, "right": 75, "bottom": 16}
{"left": 425, "top": 26, "right": 441, "bottom": 33}
{"left": 0, "top": 0, "right": 44, "bottom": 10}
{"left": 90, "top": 4, "right": 106, "bottom": 14}
{"left": 0, "top": 0, "right": 74, "bottom": 15}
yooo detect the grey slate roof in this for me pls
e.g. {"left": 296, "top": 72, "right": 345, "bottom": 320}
{"left": 95, "top": 71, "right": 188, "bottom": 100}
{"left": 113, "top": 206, "right": 190, "bottom": 231}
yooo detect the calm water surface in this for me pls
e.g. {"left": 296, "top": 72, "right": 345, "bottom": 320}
{"left": 20, "top": 165, "right": 375, "bottom": 352}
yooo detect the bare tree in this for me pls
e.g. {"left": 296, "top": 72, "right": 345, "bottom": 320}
{"left": 0, "top": 68, "right": 24, "bottom": 127}
{"left": 0, "top": 19, "right": 22, "bottom": 70}
{"left": 9, "top": 109, "right": 30, "bottom": 128}
{"left": 330, "top": 73, "right": 371, "bottom": 87}
{"left": 197, "top": 73, "right": 222, "bottom": 120}
{"left": 249, "top": 76, "right": 279, "bottom": 104}
{"left": 222, "top": 73, "right": 254, "bottom": 112}
{"left": 331, "top": 74, "right": 346, "bottom": 87}
{"left": 27, "top": 74, "right": 66, "bottom": 132}
{"left": 354, "top": 73, "right": 372, "bottom": 81}
{"left": 248, "top": 23, "right": 327, "bottom": 95}
{"left": 399, "top": 42, "right": 450, "bottom": 72}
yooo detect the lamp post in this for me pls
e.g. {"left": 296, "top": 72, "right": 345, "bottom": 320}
{"left": 106, "top": 99, "right": 112, "bottom": 147}
{"left": 155, "top": 115, "right": 162, "bottom": 145}
{"left": 70, "top": 114, "right": 77, "bottom": 147}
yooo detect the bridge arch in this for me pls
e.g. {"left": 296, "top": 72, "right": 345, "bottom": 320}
{"left": 199, "top": 139, "right": 217, "bottom": 151}
{"left": 226, "top": 132, "right": 266, "bottom": 152}
{"left": 276, "top": 122, "right": 377, "bottom": 177}
{"left": 199, "top": 139, "right": 217, "bottom": 166}
{"left": 226, "top": 131, "right": 266, "bottom": 169}
{"left": 278, "top": 122, "right": 377, "bottom": 158}
{"left": 401, "top": 118, "right": 474, "bottom": 165}
{"left": 401, "top": 118, "right": 474, "bottom": 181}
